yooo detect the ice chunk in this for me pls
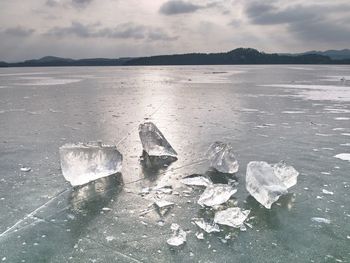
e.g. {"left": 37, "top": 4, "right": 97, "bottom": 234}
{"left": 214, "top": 208, "right": 250, "bottom": 228}
{"left": 139, "top": 122, "right": 177, "bottom": 157}
{"left": 246, "top": 161, "right": 291, "bottom": 209}
{"left": 194, "top": 218, "right": 220, "bottom": 233}
{"left": 167, "top": 223, "right": 187, "bottom": 247}
{"left": 195, "top": 232, "right": 204, "bottom": 239}
{"left": 198, "top": 184, "right": 237, "bottom": 207}
{"left": 272, "top": 161, "right": 299, "bottom": 188}
{"left": 322, "top": 189, "right": 334, "bottom": 195}
{"left": 154, "top": 200, "right": 175, "bottom": 216}
{"left": 181, "top": 174, "right": 212, "bottom": 187}
{"left": 59, "top": 142, "right": 122, "bottom": 186}
{"left": 20, "top": 167, "right": 31, "bottom": 172}
{"left": 334, "top": 153, "right": 350, "bottom": 161}
{"left": 311, "top": 217, "right": 331, "bottom": 224}
{"left": 206, "top": 142, "right": 239, "bottom": 174}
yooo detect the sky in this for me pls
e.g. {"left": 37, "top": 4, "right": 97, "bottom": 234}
{"left": 0, "top": 0, "right": 350, "bottom": 61}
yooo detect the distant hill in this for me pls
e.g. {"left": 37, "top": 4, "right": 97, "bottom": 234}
{"left": 0, "top": 57, "right": 133, "bottom": 67}
{"left": 282, "top": 49, "right": 350, "bottom": 60}
{"left": 1, "top": 48, "right": 350, "bottom": 67}
{"left": 125, "top": 48, "right": 348, "bottom": 65}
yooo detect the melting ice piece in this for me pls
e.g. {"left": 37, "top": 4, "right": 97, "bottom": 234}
{"left": 59, "top": 142, "right": 123, "bottom": 186}
{"left": 198, "top": 184, "right": 237, "bottom": 207}
{"left": 167, "top": 223, "right": 187, "bottom": 247}
{"left": 194, "top": 218, "right": 220, "bottom": 233}
{"left": 181, "top": 174, "right": 212, "bottom": 187}
{"left": 154, "top": 200, "right": 175, "bottom": 216}
{"left": 311, "top": 217, "right": 331, "bottom": 224}
{"left": 246, "top": 161, "right": 297, "bottom": 209}
{"left": 206, "top": 142, "right": 239, "bottom": 174}
{"left": 139, "top": 122, "right": 177, "bottom": 157}
{"left": 214, "top": 208, "right": 250, "bottom": 228}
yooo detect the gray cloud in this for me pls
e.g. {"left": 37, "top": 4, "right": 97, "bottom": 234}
{"left": 45, "top": 21, "right": 95, "bottom": 38}
{"left": 71, "top": 0, "right": 94, "bottom": 8}
{"left": 45, "top": 0, "right": 94, "bottom": 8}
{"left": 245, "top": 3, "right": 319, "bottom": 25}
{"left": 1, "top": 26, "right": 35, "bottom": 37}
{"left": 148, "top": 29, "right": 178, "bottom": 41}
{"left": 45, "top": 21, "right": 177, "bottom": 41}
{"left": 159, "top": 0, "right": 203, "bottom": 15}
{"left": 244, "top": 2, "right": 350, "bottom": 42}
{"left": 45, "top": 0, "right": 60, "bottom": 7}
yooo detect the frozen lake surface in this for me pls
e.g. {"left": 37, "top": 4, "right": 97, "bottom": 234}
{"left": 0, "top": 65, "right": 349, "bottom": 262}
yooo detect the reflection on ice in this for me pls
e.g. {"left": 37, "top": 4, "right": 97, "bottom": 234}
{"left": 140, "top": 152, "right": 177, "bottom": 181}
{"left": 69, "top": 174, "right": 123, "bottom": 215}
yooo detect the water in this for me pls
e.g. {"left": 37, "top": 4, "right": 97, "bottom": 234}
{"left": 0, "top": 65, "right": 349, "bottom": 262}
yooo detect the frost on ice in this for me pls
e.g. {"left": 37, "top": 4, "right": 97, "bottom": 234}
{"left": 214, "top": 208, "right": 250, "bottom": 228}
{"left": 198, "top": 184, "right": 237, "bottom": 207}
{"left": 139, "top": 122, "right": 177, "bottom": 157}
{"left": 167, "top": 223, "right": 187, "bottom": 247}
{"left": 206, "top": 142, "right": 239, "bottom": 174}
{"left": 59, "top": 142, "right": 123, "bottom": 186}
{"left": 246, "top": 161, "right": 299, "bottom": 209}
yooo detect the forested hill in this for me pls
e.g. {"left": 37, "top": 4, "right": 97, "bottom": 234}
{"left": 1, "top": 48, "right": 350, "bottom": 67}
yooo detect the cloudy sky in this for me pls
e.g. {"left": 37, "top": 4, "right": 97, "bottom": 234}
{"left": 1, "top": 0, "right": 350, "bottom": 61}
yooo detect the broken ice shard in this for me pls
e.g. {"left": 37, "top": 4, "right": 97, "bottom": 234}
{"left": 59, "top": 142, "right": 123, "bottom": 186}
{"left": 181, "top": 174, "right": 212, "bottom": 187}
{"left": 154, "top": 200, "right": 175, "bottom": 216}
{"left": 194, "top": 218, "right": 220, "bottom": 233}
{"left": 246, "top": 161, "right": 299, "bottom": 209}
{"left": 214, "top": 207, "right": 250, "bottom": 228}
{"left": 139, "top": 122, "right": 177, "bottom": 157}
{"left": 206, "top": 142, "right": 239, "bottom": 174}
{"left": 167, "top": 223, "right": 187, "bottom": 247}
{"left": 198, "top": 184, "right": 237, "bottom": 207}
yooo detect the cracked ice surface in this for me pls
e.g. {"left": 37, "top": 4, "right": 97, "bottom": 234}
{"left": 246, "top": 161, "right": 298, "bottom": 209}
{"left": 206, "top": 142, "right": 239, "bottom": 174}
{"left": 214, "top": 208, "right": 250, "bottom": 228}
{"left": 139, "top": 122, "right": 177, "bottom": 157}
{"left": 198, "top": 184, "right": 237, "bottom": 207}
{"left": 59, "top": 142, "right": 123, "bottom": 186}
